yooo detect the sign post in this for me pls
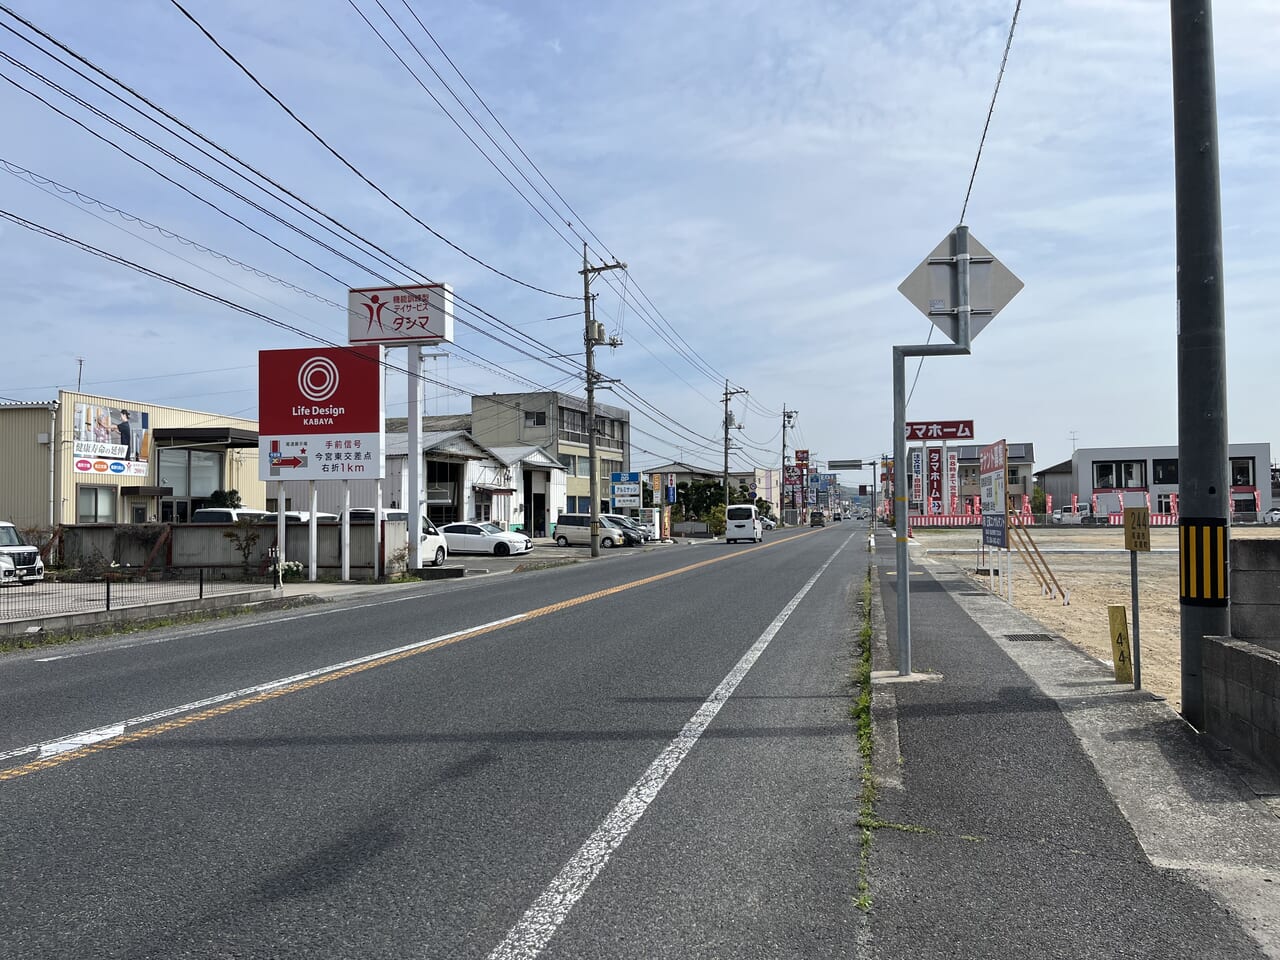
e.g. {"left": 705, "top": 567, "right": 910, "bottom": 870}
{"left": 259, "top": 345, "right": 386, "bottom": 580}
{"left": 349, "top": 284, "right": 454, "bottom": 568}
{"left": 893, "top": 226, "right": 1022, "bottom": 675}
{"left": 1124, "top": 506, "right": 1151, "bottom": 689}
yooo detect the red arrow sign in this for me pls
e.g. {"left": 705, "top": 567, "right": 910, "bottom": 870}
{"left": 275, "top": 456, "right": 304, "bottom": 468}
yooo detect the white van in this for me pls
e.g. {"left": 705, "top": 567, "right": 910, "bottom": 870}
{"left": 725, "top": 504, "right": 763, "bottom": 543}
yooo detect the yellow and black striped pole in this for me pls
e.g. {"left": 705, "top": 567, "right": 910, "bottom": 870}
{"left": 1179, "top": 517, "right": 1228, "bottom": 606}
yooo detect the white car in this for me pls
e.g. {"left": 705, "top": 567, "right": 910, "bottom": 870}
{"left": 1263, "top": 507, "right": 1280, "bottom": 525}
{"left": 759, "top": 516, "right": 777, "bottom": 530}
{"left": 440, "top": 522, "right": 534, "bottom": 556}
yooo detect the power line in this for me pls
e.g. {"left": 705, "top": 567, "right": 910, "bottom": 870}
{"left": 959, "top": 0, "right": 1023, "bottom": 224}
{"left": 165, "top": 0, "right": 575, "bottom": 300}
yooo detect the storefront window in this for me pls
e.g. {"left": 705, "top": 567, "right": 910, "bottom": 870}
{"left": 158, "top": 448, "right": 189, "bottom": 496}
{"left": 190, "top": 451, "right": 222, "bottom": 497}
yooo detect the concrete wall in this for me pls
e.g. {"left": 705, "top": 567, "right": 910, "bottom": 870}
{"left": 59, "top": 522, "right": 409, "bottom": 580}
{"left": 1202, "top": 636, "right": 1280, "bottom": 779}
{"left": 1226, "top": 539, "right": 1280, "bottom": 654}
{"left": 1201, "top": 538, "right": 1280, "bottom": 779}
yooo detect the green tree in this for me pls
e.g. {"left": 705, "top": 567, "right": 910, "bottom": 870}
{"left": 708, "top": 503, "right": 726, "bottom": 537}
{"left": 209, "top": 489, "right": 243, "bottom": 508}
{"left": 1031, "top": 484, "right": 1047, "bottom": 514}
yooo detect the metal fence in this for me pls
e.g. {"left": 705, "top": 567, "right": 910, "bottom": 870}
{"left": 0, "top": 568, "right": 271, "bottom": 624}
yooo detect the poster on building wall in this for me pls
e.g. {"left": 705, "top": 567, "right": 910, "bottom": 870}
{"left": 72, "top": 403, "right": 150, "bottom": 477}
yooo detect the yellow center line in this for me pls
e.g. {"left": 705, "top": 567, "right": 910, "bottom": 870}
{"left": 2, "top": 529, "right": 829, "bottom": 782}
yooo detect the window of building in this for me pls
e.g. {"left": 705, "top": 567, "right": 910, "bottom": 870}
{"left": 1152, "top": 459, "right": 1178, "bottom": 484}
{"left": 157, "top": 448, "right": 224, "bottom": 498}
{"left": 560, "top": 407, "right": 586, "bottom": 435}
{"left": 524, "top": 410, "right": 547, "bottom": 427}
{"left": 1230, "top": 457, "right": 1256, "bottom": 487}
{"left": 601, "top": 459, "right": 623, "bottom": 477}
{"left": 559, "top": 453, "right": 577, "bottom": 476}
{"left": 1156, "top": 493, "right": 1173, "bottom": 513}
{"left": 1092, "top": 460, "right": 1146, "bottom": 489}
{"left": 77, "top": 485, "right": 117, "bottom": 524}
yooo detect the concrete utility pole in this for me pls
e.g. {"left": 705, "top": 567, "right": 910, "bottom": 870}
{"left": 1171, "top": 0, "right": 1230, "bottom": 728}
{"left": 722, "top": 380, "right": 748, "bottom": 508}
{"left": 580, "top": 243, "right": 626, "bottom": 558}
{"left": 781, "top": 406, "right": 797, "bottom": 526}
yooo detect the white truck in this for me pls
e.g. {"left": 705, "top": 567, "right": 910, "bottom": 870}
{"left": 0, "top": 522, "right": 45, "bottom": 585}
{"left": 1051, "top": 504, "right": 1103, "bottom": 526}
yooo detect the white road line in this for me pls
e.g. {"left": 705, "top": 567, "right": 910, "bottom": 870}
{"left": 0, "top": 613, "right": 527, "bottom": 765}
{"left": 487, "top": 537, "right": 854, "bottom": 960}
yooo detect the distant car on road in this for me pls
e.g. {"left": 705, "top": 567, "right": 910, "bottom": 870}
{"left": 1263, "top": 507, "right": 1280, "bottom": 525}
{"left": 833, "top": 512, "right": 843, "bottom": 522}
{"left": 810, "top": 511, "right": 825, "bottom": 527}
{"left": 759, "top": 516, "right": 777, "bottom": 530}
{"left": 440, "top": 522, "right": 533, "bottom": 556}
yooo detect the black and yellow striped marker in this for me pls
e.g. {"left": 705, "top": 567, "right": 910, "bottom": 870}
{"left": 1179, "top": 517, "right": 1228, "bottom": 606}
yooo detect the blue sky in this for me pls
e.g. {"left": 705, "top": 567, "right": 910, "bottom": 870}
{"left": 1, "top": 1, "right": 1276, "bottom": 477}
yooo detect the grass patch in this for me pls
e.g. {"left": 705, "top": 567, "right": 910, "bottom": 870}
{"left": 851, "top": 567, "right": 875, "bottom": 910}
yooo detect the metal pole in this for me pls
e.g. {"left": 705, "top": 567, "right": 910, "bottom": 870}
{"left": 308, "top": 480, "right": 317, "bottom": 582}
{"left": 780, "top": 407, "right": 788, "bottom": 527}
{"left": 1131, "top": 549, "right": 1143, "bottom": 689}
{"left": 341, "top": 479, "right": 350, "bottom": 582}
{"left": 1171, "top": 0, "right": 1229, "bottom": 729}
{"left": 276, "top": 479, "right": 286, "bottom": 581}
{"left": 584, "top": 245, "right": 600, "bottom": 558}
{"left": 723, "top": 379, "right": 730, "bottom": 510}
{"left": 407, "top": 345, "right": 423, "bottom": 570}
{"left": 374, "top": 477, "right": 383, "bottom": 580}
{"left": 893, "top": 346, "right": 911, "bottom": 676}
{"left": 579, "top": 244, "right": 627, "bottom": 559}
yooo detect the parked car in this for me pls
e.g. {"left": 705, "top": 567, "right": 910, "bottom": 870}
{"left": 602, "top": 513, "right": 652, "bottom": 541}
{"left": 810, "top": 511, "right": 826, "bottom": 527}
{"left": 1263, "top": 507, "right": 1280, "bottom": 525}
{"left": 440, "top": 521, "right": 533, "bottom": 556}
{"left": 191, "top": 508, "right": 270, "bottom": 524}
{"left": 259, "top": 511, "right": 339, "bottom": 524}
{"left": 552, "top": 514, "right": 638, "bottom": 548}
{"left": 338, "top": 510, "right": 449, "bottom": 566}
{"left": 0, "top": 521, "right": 44, "bottom": 586}
{"left": 759, "top": 515, "right": 777, "bottom": 530}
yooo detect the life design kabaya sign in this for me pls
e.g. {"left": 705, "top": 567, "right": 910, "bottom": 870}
{"left": 258, "top": 346, "right": 386, "bottom": 481}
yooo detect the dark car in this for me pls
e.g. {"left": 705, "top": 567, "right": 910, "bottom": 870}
{"left": 810, "top": 511, "right": 825, "bottom": 527}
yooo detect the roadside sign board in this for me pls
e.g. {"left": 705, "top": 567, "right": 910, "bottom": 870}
{"left": 1124, "top": 507, "right": 1151, "bottom": 551}
{"left": 979, "top": 439, "right": 1008, "bottom": 548}
{"left": 259, "top": 346, "right": 386, "bottom": 481}
{"left": 898, "top": 231, "right": 1023, "bottom": 343}
{"left": 828, "top": 459, "right": 862, "bottom": 470}
{"left": 905, "top": 420, "right": 974, "bottom": 441}
{"left": 348, "top": 284, "right": 455, "bottom": 345}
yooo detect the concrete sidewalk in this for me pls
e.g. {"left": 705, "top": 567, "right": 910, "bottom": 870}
{"left": 868, "top": 542, "right": 1280, "bottom": 959}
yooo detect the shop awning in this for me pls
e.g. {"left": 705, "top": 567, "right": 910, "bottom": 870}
{"left": 152, "top": 427, "right": 258, "bottom": 448}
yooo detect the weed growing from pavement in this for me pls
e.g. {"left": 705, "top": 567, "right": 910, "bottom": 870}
{"left": 851, "top": 568, "right": 875, "bottom": 911}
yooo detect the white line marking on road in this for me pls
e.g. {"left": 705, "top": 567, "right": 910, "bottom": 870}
{"left": 0, "top": 614, "right": 527, "bottom": 765}
{"left": 487, "top": 538, "right": 854, "bottom": 960}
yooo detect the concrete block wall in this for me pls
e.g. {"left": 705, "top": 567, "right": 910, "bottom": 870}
{"left": 1228, "top": 539, "right": 1280, "bottom": 654}
{"left": 1202, "top": 635, "right": 1280, "bottom": 779}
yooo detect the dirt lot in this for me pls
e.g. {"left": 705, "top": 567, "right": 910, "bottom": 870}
{"left": 906, "top": 523, "right": 1280, "bottom": 712}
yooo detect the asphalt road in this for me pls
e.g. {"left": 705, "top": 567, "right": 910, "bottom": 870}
{"left": 0, "top": 523, "right": 871, "bottom": 959}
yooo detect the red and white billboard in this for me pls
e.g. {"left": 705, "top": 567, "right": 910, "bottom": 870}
{"left": 905, "top": 420, "right": 974, "bottom": 441}
{"left": 258, "top": 346, "right": 385, "bottom": 481}
{"left": 348, "top": 284, "right": 455, "bottom": 345}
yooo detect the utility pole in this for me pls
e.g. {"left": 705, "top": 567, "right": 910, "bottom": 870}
{"left": 1171, "top": 0, "right": 1229, "bottom": 728}
{"left": 781, "top": 406, "right": 797, "bottom": 526}
{"left": 75, "top": 357, "right": 84, "bottom": 392}
{"left": 722, "top": 380, "right": 747, "bottom": 508}
{"left": 580, "top": 243, "right": 626, "bottom": 558}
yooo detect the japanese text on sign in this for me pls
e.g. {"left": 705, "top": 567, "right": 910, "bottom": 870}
{"left": 905, "top": 420, "right": 974, "bottom": 441}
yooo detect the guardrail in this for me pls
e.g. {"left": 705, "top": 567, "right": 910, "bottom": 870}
{"left": 0, "top": 568, "right": 270, "bottom": 624}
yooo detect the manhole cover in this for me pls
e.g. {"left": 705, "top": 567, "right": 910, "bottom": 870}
{"left": 1005, "top": 633, "right": 1056, "bottom": 642}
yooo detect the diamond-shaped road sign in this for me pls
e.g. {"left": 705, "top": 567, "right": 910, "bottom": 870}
{"left": 898, "top": 230, "right": 1023, "bottom": 343}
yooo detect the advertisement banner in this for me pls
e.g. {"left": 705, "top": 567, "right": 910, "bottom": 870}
{"left": 904, "top": 420, "right": 974, "bottom": 441}
{"left": 259, "top": 346, "right": 386, "bottom": 481}
{"left": 927, "top": 447, "right": 943, "bottom": 502}
{"left": 979, "top": 439, "right": 1008, "bottom": 548}
{"left": 73, "top": 403, "right": 151, "bottom": 476}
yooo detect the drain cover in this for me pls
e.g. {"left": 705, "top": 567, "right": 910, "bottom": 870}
{"left": 1005, "top": 633, "right": 1056, "bottom": 642}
